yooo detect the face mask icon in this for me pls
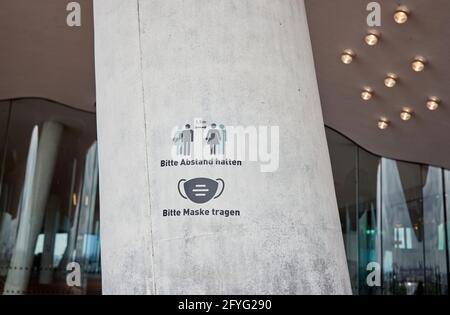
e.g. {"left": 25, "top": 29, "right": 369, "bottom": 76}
{"left": 178, "top": 178, "right": 225, "bottom": 204}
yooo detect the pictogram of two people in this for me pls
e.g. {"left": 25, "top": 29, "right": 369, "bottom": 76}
{"left": 173, "top": 123, "right": 227, "bottom": 156}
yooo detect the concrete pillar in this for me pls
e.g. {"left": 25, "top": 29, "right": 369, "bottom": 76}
{"left": 4, "top": 121, "right": 63, "bottom": 294}
{"left": 94, "top": 0, "right": 351, "bottom": 294}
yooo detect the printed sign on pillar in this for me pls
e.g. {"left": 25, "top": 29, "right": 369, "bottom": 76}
{"left": 160, "top": 118, "right": 280, "bottom": 219}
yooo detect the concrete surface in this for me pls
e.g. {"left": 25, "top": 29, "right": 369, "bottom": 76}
{"left": 94, "top": 0, "right": 351, "bottom": 295}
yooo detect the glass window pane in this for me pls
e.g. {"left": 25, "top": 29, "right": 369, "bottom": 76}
{"left": 444, "top": 170, "right": 450, "bottom": 293}
{"left": 327, "top": 126, "right": 450, "bottom": 295}
{"left": 326, "top": 128, "right": 358, "bottom": 293}
{"left": 422, "top": 166, "right": 448, "bottom": 294}
{"left": 0, "top": 99, "right": 100, "bottom": 295}
{"left": 357, "top": 148, "right": 381, "bottom": 295}
{"left": 380, "top": 159, "right": 425, "bottom": 295}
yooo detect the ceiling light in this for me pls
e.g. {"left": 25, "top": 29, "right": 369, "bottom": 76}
{"left": 400, "top": 109, "right": 413, "bottom": 121}
{"left": 394, "top": 6, "right": 410, "bottom": 24}
{"left": 361, "top": 87, "right": 373, "bottom": 101}
{"left": 365, "top": 31, "right": 380, "bottom": 46}
{"left": 426, "top": 97, "right": 440, "bottom": 111}
{"left": 384, "top": 73, "right": 398, "bottom": 88}
{"left": 378, "top": 119, "right": 389, "bottom": 130}
{"left": 341, "top": 49, "right": 355, "bottom": 64}
{"left": 411, "top": 56, "right": 426, "bottom": 72}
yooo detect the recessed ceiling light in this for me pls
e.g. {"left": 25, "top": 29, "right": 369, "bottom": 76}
{"left": 384, "top": 73, "right": 398, "bottom": 88}
{"left": 400, "top": 108, "right": 413, "bottom": 121}
{"left": 361, "top": 87, "right": 373, "bottom": 101}
{"left": 394, "top": 6, "right": 410, "bottom": 24}
{"left": 365, "top": 31, "right": 380, "bottom": 46}
{"left": 378, "top": 119, "right": 389, "bottom": 130}
{"left": 411, "top": 56, "right": 426, "bottom": 72}
{"left": 426, "top": 97, "right": 440, "bottom": 111}
{"left": 341, "top": 49, "right": 355, "bottom": 64}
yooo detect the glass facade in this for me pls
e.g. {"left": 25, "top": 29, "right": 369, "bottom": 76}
{"left": 326, "top": 127, "right": 450, "bottom": 295}
{"left": 0, "top": 99, "right": 100, "bottom": 295}
{"left": 2, "top": 106, "right": 448, "bottom": 295}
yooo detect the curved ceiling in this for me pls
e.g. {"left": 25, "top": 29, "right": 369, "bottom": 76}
{"left": 0, "top": 0, "right": 95, "bottom": 112}
{"left": 305, "top": 0, "right": 450, "bottom": 169}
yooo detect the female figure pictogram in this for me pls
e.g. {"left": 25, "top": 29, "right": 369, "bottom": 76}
{"left": 205, "top": 123, "right": 221, "bottom": 155}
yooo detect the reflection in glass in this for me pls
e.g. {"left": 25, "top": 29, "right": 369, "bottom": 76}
{"left": 326, "top": 127, "right": 449, "bottom": 295}
{"left": 326, "top": 128, "right": 358, "bottom": 293}
{"left": 380, "top": 159, "right": 424, "bottom": 295}
{"left": 444, "top": 170, "right": 450, "bottom": 293}
{"left": 422, "top": 166, "right": 447, "bottom": 294}
{"left": 0, "top": 99, "right": 100, "bottom": 295}
{"left": 357, "top": 149, "right": 381, "bottom": 295}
